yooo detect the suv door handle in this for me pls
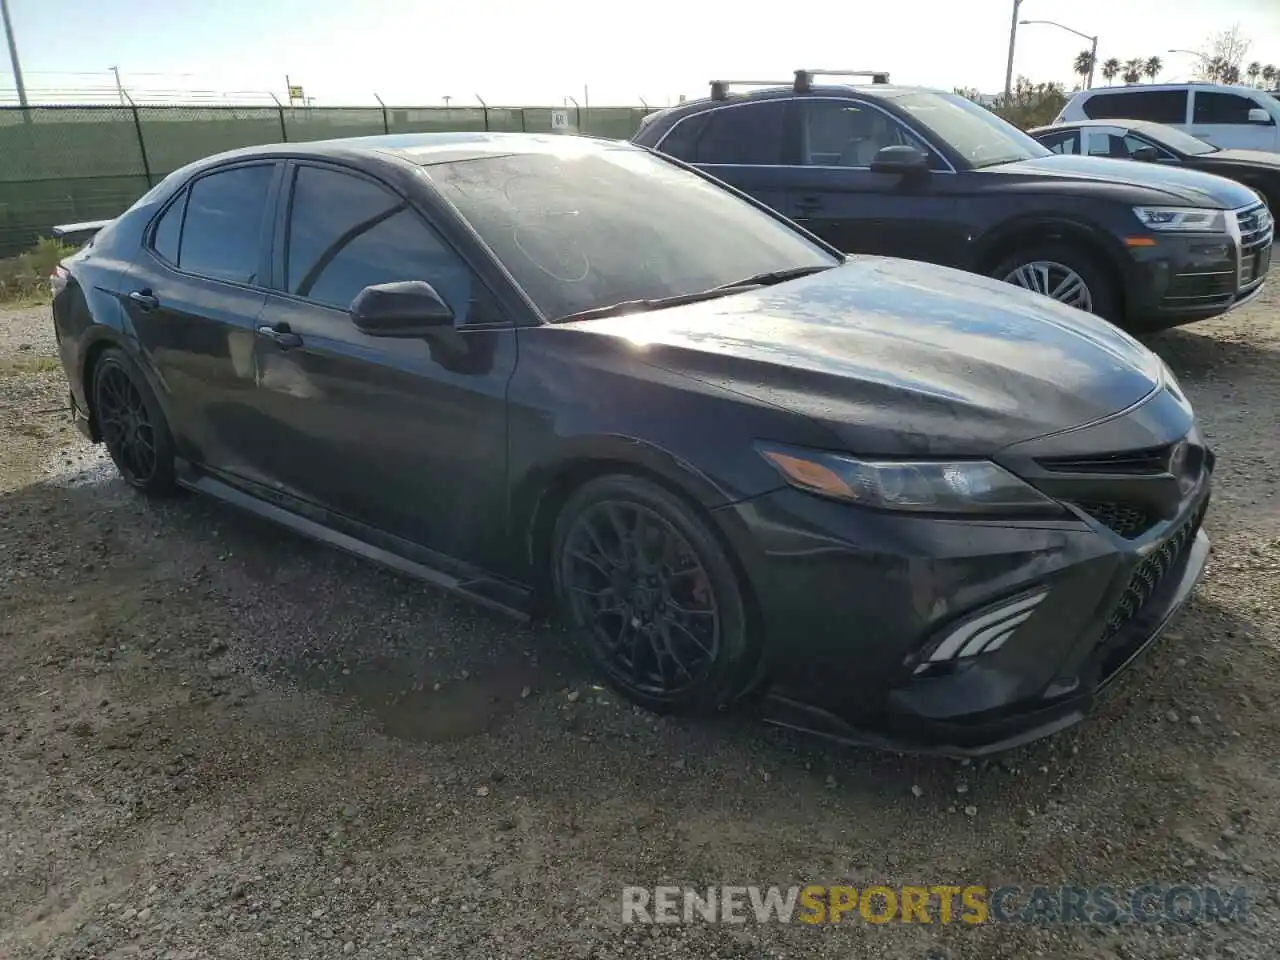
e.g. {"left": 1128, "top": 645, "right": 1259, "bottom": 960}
{"left": 128, "top": 290, "right": 159, "bottom": 310}
{"left": 794, "top": 195, "right": 824, "bottom": 214}
{"left": 256, "top": 323, "right": 303, "bottom": 349}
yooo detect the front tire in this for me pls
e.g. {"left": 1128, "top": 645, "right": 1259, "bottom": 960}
{"left": 993, "top": 241, "right": 1121, "bottom": 323}
{"left": 550, "top": 474, "right": 757, "bottom": 715}
{"left": 91, "top": 348, "right": 177, "bottom": 495}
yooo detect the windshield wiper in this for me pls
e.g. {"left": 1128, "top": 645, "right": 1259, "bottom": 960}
{"left": 711, "top": 264, "right": 835, "bottom": 291}
{"left": 552, "top": 265, "right": 836, "bottom": 324}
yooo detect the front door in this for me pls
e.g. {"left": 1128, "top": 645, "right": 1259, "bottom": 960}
{"left": 785, "top": 98, "right": 963, "bottom": 265}
{"left": 120, "top": 161, "right": 280, "bottom": 476}
{"left": 247, "top": 162, "right": 516, "bottom": 566}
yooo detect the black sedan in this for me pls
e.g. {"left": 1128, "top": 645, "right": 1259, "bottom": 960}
{"left": 1030, "top": 119, "right": 1280, "bottom": 213}
{"left": 52, "top": 132, "right": 1212, "bottom": 756}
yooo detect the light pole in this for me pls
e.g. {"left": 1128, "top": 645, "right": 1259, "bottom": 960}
{"left": 1004, "top": 0, "right": 1025, "bottom": 102}
{"left": 1021, "top": 18, "right": 1099, "bottom": 89}
{"left": 1168, "top": 48, "right": 1203, "bottom": 80}
{"left": 0, "top": 0, "right": 28, "bottom": 108}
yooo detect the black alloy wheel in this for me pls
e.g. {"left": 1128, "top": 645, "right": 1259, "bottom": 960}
{"left": 552, "top": 475, "right": 756, "bottom": 713}
{"left": 92, "top": 348, "right": 176, "bottom": 494}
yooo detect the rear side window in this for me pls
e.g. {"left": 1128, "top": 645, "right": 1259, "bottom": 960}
{"left": 178, "top": 165, "right": 275, "bottom": 283}
{"left": 1193, "top": 91, "right": 1272, "bottom": 125}
{"left": 150, "top": 193, "right": 185, "bottom": 264}
{"left": 1083, "top": 90, "right": 1187, "bottom": 124}
{"left": 659, "top": 101, "right": 787, "bottom": 165}
{"left": 1038, "top": 130, "right": 1079, "bottom": 154}
{"left": 285, "top": 164, "right": 483, "bottom": 319}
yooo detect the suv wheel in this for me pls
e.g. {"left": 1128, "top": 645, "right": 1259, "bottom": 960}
{"left": 993, "top": 242, "right": 1119, "bottom": 321}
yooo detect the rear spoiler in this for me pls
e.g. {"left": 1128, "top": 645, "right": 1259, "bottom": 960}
{"left": 51, "top": 219, "right": 113, "bottom": 244}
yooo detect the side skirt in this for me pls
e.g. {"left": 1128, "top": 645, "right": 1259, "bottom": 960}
{"left": 174, "top": 459, "right": 535, "bottom": 620}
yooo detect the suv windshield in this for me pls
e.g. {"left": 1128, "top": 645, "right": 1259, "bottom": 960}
{"left": 427, "top": 146, "right": 838, "bottom": 320}
{"left": 895, "top": 92, "right": 1052, "bottom": 169}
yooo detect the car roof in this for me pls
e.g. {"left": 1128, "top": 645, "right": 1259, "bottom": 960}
{"left": 1029, "top": 119, "right": 1169, "bottom": 135}
{"left": 642, "top": 83, "right": 940, "bottom": 126}
{"left": 189, "top": 131, "right": 638, "bottom": 171}
{"left": 1073, "top": 81, "right": 1273, "bottom": 98}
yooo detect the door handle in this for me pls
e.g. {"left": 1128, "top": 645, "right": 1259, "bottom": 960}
{"left": 256, "top": 324, "right": 303, "bottom": 349}
{"left": 794, "top": 195, "right": 824, "bottom": 214}
{"left": 128, "top": 290, "right": 159, "bottom": 310}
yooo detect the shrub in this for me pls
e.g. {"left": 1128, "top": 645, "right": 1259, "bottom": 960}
{"left": 0, "top": 237, "right": 80, "bottom": 303}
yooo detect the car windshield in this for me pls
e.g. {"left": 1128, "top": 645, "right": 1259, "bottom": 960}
{"left": 1138, "top": 124, "right": 1220, "bottom": 156}
{"left": 426, "top": 145, "right": 839, "bottom": 320}
{"left": 894, "top": 92, "right": 1052, "bottom": 169}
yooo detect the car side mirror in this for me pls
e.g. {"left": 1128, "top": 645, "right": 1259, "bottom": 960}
{"left": 869, "top": 145, "right": 930, "bottom": 178}
{"left": 1131, "top": 145, "right": 1161, "bottom": 162}
{"left": 1247, "top": 107, "right": 1273, "bottom": 125}
{"left": 350, "top": 281, "right": 454, "bottom": 337}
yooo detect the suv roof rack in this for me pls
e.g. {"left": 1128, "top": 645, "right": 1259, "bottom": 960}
{"left": 708, "top": 79, "right": 790, "bottom": 101}
{"left": 793, "top": 68, "right": 891, "bottom": 92}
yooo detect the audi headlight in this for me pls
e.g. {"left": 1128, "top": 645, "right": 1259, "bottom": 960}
{"left": 757, "top": 443, "right": 1060, "bottom": 515}
{"left": 1132, "top": 206, "right": 1227, "bottom": 233}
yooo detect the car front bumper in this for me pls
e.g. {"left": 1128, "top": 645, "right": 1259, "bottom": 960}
{"left": 715, "top": 443, "right": 1213, "bottom": 757}
{"left": 1122, "top": 204, "right": 1272, "bottom": 327}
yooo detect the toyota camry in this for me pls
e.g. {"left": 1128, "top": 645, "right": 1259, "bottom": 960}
{"left": 51, "top": 132, "right": 1213, "bottom": 755}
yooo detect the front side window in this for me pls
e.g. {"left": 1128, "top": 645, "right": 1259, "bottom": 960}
{"left": 179, "top": 164, "right": 275, "bottom": 283}
{"left": 659, "top": 101, "right": 787, "bottom": 165}
{"left": 800, "top": 100, "right": 934, "bottom": 167}
{"left": 1082, "top": 90, "right": 1188, "bottom": 124}
{"left": 1193, "top": 91, "right": 1273, "bottom": 125}
{"left": 285, "top": 165, "right": 484, "bottom": 320}
{"left": 428, "top": 145, "right": 837, "bottom": 321}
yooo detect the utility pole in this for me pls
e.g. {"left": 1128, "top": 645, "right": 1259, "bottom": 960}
{"left": 1086, "top": 34, "right": 1098, "bottom": 89}
{"left": 111, "top": 65, "right": 126, "bottom": 105}
{"left": 1, "top": 0, "right": 28, "bottom": 108}
{"left": 1003, "top": 0, "right": 1024, "bottom": 102}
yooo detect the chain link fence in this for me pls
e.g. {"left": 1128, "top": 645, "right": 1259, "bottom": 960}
{"left": 0, "top": 102, "right": 656, "bottom": 258}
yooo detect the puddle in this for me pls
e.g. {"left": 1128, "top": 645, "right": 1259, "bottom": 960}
{"left": 307, "top": 655, "right": 545, "bottom": 743}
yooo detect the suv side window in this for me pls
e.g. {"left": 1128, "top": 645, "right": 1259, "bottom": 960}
{"left": 660, "top": 101, "right": 786, "bottom": 165}
{"left": 285, "top": 164, "right": 491, "bottom": 321}
{"left": 800, "top": 100, "right": 937, "bottom": 168}
{"left": 178, "top": 164, "right": 275, "bottom": 283}
{"left": 1193, "top": 91, "right": 1273, "bottom": 125}
{"left": 1083, "top": 90, "right": 1188, "bottom": 124}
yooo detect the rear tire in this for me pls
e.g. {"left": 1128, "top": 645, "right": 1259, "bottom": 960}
{"left": 550, "top": 474, "right": 758, "bottom": 715}
{"left": 91, "top": 348, "right": 177, "bottom": 496}
{"left": 992, "top": 241, "right": 1121, "bottom": 323}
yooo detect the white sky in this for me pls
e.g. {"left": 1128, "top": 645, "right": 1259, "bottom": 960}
{"left": 5, "top": 0, "right": 1280, "bottom": 106}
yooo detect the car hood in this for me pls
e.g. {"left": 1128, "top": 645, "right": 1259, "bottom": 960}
{"left": 560, "top": 259, "right": 1165, "bottom": 457}
{"left": 1201, "top": 148, "right": 1280, "bottom": 171}
{"left": 990, "top": 154, "right": 1260, "bottom": 207}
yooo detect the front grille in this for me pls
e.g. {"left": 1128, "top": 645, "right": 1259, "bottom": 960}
{"left": 1072, "top": 501, "right": 1156, "bottom": 539}
{"left": 1101, "top": 498, "right": 1208, "bottom": 642}
{"left": 1037, "top": 444, "right": 1173, "bottom": 476}
{"left": 1237, "top": 203, "right": 1274, "bottom": 289}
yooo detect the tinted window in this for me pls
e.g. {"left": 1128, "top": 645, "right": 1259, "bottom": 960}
{"left": 429, "top": 147, "right": 837, "bottom": 321}
{"left": 895, "top": 92, "right": 1049, "bottom": 168}
{"left": 286, "top": 165, "right": 483, "bottom": 319}
{"left": 150, "top": 192, "right": 185, "bottom": 263}
{"left": 1082, "top": 90, "right": 1187, "bottom": 124}
{"left": 1038, "top": 130, "right": 1079, "bottom": 154}
{"left": 179, "top": 165, "right": 274, "bottom": 283}
{"left": 660, "top": 102, "right": 786, "bottom": 165}
{"left": 1193, "top": 91, "right": 1270, "bottom": 125}
{"left": 801, "top": 100, "right": 934, "bottom": 167}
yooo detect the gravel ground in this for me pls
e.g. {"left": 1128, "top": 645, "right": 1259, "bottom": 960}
{"left": 1, "top": 284, "right": 1278, "bottom": 960}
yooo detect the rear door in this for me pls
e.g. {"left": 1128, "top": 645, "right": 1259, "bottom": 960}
{"left": 654, "top": 99, "right": 794, "bottom": 213}
{"left": 248, "top": 161, "right": 517, "bottom": 564}
{"left": 784, "top": 97, "right": 963, "bottom": 263}
{"left": 1081, "top": 89, "right": 1190, "bottom": 130}
{"left": 120, "top": 161, "right": 281, "bottom": 475}
{"left": 1189, "top": 89, "right": 1279, "bottom": 150}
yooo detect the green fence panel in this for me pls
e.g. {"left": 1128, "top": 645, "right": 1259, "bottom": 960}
{"left": 285, "top": 106, "right": 387, "bottom": 143}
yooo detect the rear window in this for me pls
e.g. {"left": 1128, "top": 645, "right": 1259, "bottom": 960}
{"left": 1082, "top": 90, "right": 1187, "bottom": 124}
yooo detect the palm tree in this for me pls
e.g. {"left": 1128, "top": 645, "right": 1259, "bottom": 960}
{"left": 1101, "top": 58, "right": 1121, "bottom": 85}
{"left": 1122, "top": 58, "right": 1144, "bottom": 85}
{"left": 1222, "top": 64, "right": 1241, "bottom": 85}
{"left": 1261, "top": 64, "right": 1277, "bottom": 89}
{"left": 1073, "top": 50, "right": 1096, "bottom": 87}
{"left": 1143, "top": 56, "right": 1162, "bottom": 82}
{"left": 1247, "top": 62, "right": 1263, "bottom": 86}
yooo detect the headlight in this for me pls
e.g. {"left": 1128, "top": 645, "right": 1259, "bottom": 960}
{"left": 757, "top": 443, "right": 1061, "bottom": 515}
{"left": 1132, "top": 206, "right": 1227, "bottom": 233}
